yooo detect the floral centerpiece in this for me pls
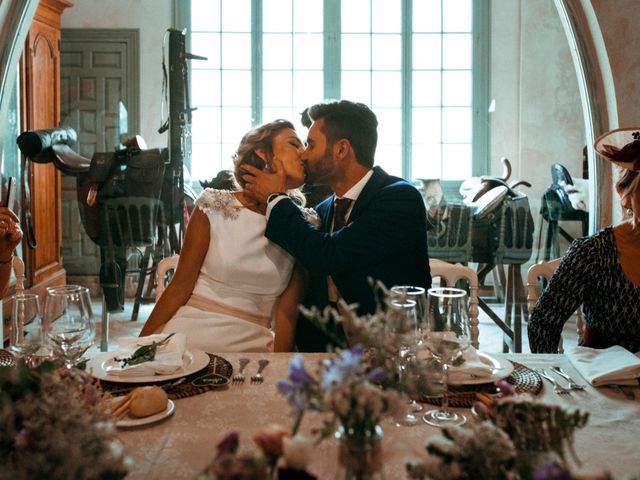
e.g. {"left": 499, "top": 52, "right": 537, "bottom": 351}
{"left": 277, "top": 345, "right": 403, "bottom": 479}
{"left": 405, "top": 382, "right": 605, "bottom": 480}
{"left": 0, "top": 360, "right": 129, "bottom": 480}
{"left": 299, "top": 280, "right": 441, "bottom": 399}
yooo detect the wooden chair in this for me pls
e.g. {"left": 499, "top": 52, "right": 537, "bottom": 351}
{"left": 155, "top": 254, "right": 179, "bottom": 301}
{"left": 12, "top": 256, "right": 25, "bottom": 295}
{"left": 428, "top": 258, "right": 480, "bottom": 348}
{"left": 526, "top": 258, "right": 583, "bottom": 353}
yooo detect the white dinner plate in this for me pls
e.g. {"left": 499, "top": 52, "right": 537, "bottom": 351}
{"left": 87, "top": 348, "right": 209, "bottom": 383}
{"left": 447, "top": 351, "right": 514, "bottom": 386}
{"left": 115, "top": 399, "right": 175, "bottom": 428}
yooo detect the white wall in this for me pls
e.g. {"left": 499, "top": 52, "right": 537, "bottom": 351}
{"left": 61, "top": 0, "right": 173, "bottom": 149}
{"left": 491, "top": 0, "right": 585, "bottom": 261}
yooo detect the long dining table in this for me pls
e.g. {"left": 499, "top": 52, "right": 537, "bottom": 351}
{"left": 115, "top": 352, "right": 640, "bottom": 479}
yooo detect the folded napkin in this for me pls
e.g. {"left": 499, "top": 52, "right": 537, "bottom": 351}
{"left": 106, "top": 333, "right": 187, "bottom": 378}
{"left": 427, "top": 331, "right": 494, "bottom": 383}
{"left": 566, "top": 345, "right": 640, "bottom": 387}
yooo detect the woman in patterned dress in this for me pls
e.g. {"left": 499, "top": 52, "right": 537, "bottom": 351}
{"left": 140, "top": 120, "right": 308, "bottom": 353}
{"left": 528, "top": 128, "right": 640, "bottom": 353}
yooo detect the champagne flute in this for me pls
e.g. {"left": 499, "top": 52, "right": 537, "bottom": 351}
{"left": 390, "top": 285, "right": 427, "bottom": 348}
{"left": 390, "top": 286, "right": 427, "bottom": 416}
{"left": 389, "top": 296, "right": 421, "bottom": 426}
{"left": 45, "top": 285, "right": 95, "bottom": 368}
{"left": 9, "top": 293, "right": 44, "bottom": 365}
{"left": 422, "top": 287, "right": 471, "bottom": 427}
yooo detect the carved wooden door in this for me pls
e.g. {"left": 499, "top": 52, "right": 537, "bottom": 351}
{"left": 20, "top": 0, "right": 72, "bottom": 293}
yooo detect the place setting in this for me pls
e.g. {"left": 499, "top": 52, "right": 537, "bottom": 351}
{"left": 88, "top": 333, "right": 234, "bottom": 401}
{"left": 416, "top": 287, "right": 543, "bottom": 426}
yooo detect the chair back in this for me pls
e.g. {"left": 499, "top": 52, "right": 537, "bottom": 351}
{"left": 101, "top": 197, "right": 165, "bottom": 250}
{"left": 12, "top": 256, "right": 25, "bottom": 295}
{"left": 428, "top": 258, "right": 480, "bottom": 348}
{"left": 155, "top": 254, "right": 179, "bottom": 301}
{"left": 526, "top": 259, "right": 583, "bottom": 352}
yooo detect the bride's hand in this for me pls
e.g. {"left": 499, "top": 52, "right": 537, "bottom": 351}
{"left": 242, "top": 157, "right": 287, "bottom": 204}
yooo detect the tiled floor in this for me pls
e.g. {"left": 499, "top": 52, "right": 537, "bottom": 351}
{"left": 90, "top": 295, "right": 580, "bottom": 354}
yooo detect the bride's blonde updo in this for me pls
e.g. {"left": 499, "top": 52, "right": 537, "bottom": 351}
{"left": 233, "top": 119, "right": 304, "bottom": 205}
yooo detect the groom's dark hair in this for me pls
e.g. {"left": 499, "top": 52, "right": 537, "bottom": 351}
{"left": 307, "top": 100, "right": 378, "bottom": 168}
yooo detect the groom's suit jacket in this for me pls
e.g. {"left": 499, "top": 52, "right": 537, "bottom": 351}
{"left": 266, "top": 166, "right": 431, "bottom": 351}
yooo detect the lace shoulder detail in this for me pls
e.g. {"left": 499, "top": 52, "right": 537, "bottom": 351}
{"left": 195, "top": 189, "right": 242, "bottom": 219}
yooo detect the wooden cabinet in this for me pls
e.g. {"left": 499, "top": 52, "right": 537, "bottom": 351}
{"left": 19, "top": 0, "right": 73, "bottom": 297}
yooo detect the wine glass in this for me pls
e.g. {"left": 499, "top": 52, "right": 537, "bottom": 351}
{"left": 388, "top": 296, "right": 421, "bottom": 426}
{"left": 9, "top": 293, "right": 45, "bottom": 365}
{"left": 422, "top": 287, "right": 471, "bottom": 427}
{"left": 45, "top": 285, "right": 95, "bottom": 368}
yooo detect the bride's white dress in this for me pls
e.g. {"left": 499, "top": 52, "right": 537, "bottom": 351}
{"left": 161, "top": 189, "right": 295, "bottom": 353}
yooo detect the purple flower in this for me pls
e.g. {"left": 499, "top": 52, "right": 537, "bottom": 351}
{"left": 288, "top": 355, "right": 314, "bottom": 385}
{"left": 278, "top": 356, "right": 321, "bottom": 416}
{"left": 322, "top": 345, "right": 365, "bottom": 391}
{"left": 365, "top": 367, "right": 385, "bottom": 384}
{"left": 532, "top": 461, "right": 573, "bottom": 480}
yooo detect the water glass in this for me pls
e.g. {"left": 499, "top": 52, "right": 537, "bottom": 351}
{"left": 45, "top": 285, "right": 95, "bottom": 368}
{"left": 9, "top": 293, "right": 44, "bottom": 363}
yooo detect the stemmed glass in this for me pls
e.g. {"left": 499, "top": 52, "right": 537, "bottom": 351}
{"left": 390, "top": 285, "right": 427, "bottom": 416}
{"left": 9, "top": 293, "right": 45, "bottom": 365}
{"left": 389, "top": 296, "right": 421, "bottom": 426}
{"left": 45, "top": 285, "right": 95, "bottom": 368}
{"left": 422, "top": 287, "right": 471, "bottom": 427}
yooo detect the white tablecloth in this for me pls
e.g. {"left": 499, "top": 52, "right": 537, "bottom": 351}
{"left": 114, "top": 353, "right": 640, "bottom": 479}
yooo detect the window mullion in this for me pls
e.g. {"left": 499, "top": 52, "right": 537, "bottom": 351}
{"left": 324, "top": 0, "right": 341, "bottom": 100}
{"left": 402, "top": 0, "right": 412, "bottom": 180}
{"left": 472, "top": 0, "right": 490, "bottom": 176}
{"left": 252, "top": 0, "right": 263, "bottom": 125}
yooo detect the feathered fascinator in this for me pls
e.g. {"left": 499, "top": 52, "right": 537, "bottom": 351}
{"left": 594, "top": 128, "right": 640, "bottom": 171}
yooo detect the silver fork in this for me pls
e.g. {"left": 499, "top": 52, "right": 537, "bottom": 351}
{"left": 537, "top": 368, "right": 572, "bottom": 395}
{"left": 251, "top": 359, "right": 270, "bottom": 384}
{"left": 551, "top": 366, "right": 586, "bottom": 390}
{"left": 232, "top": 358, "right": 250, "bottom": 384}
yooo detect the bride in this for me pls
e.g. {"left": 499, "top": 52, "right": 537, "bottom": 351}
{"left": 139, "top": 119, "right": 307, "bottom": 352}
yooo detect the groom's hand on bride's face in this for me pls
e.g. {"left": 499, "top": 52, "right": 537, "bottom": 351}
{"left": 242, "top": 157, "right": 287, "bottom": 204}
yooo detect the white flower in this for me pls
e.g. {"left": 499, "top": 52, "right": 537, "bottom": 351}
{"left": 282, "top": 434, "right": 313, "bottom": 470}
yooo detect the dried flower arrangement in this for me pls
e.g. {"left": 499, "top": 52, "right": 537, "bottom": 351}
{"left": 0, "top": 361, "right": 129, "bottom": 480}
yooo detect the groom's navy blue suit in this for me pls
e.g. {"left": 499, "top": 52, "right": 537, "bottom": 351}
{"left": 266, "top": 166, "right": 431, "bottom": 352}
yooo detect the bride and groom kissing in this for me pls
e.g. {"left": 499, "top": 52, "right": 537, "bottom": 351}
{"left": 140, "top": 99, "right": 431, "bottom": 353}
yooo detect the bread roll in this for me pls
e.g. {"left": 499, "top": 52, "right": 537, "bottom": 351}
{"left": 129, "top": 386, "right": 168, "bottom": 418}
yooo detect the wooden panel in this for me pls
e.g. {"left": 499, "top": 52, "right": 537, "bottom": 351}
{"left": 20, "top": 0, "right": 72, "bottom": 291}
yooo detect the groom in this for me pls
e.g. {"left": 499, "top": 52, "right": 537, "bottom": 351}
{"left": 243, "top": 100, "right": 430, "bottom": 351}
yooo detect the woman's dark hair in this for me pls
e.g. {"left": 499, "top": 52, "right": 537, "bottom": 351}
{"left": 199, "top": 169, "right": 239, "bottom": 191}
{"left": 307, "top": 100, "right": 378, "bottom": 168}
